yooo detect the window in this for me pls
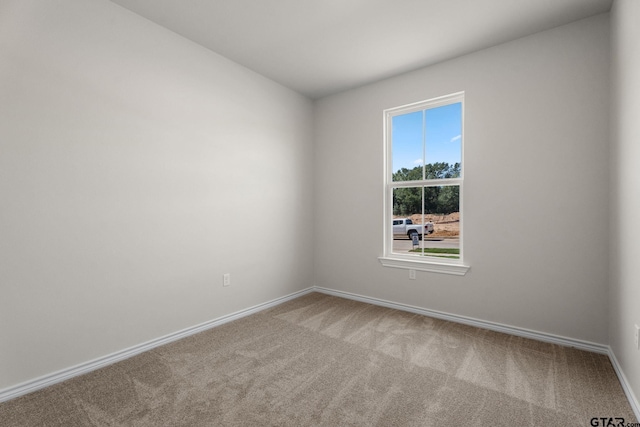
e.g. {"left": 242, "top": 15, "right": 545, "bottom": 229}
{"left": 379, "top": 92, "right": 469, "bottom": 275}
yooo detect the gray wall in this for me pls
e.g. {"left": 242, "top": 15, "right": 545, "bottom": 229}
{"left": 610, "top": 0, "right": 640, "bottom": 408}
{"left": 314, "top": 15, "right": 610, "bottom": 344}
{"left": 0, "top": 0, "right": 314, "bottom": 389}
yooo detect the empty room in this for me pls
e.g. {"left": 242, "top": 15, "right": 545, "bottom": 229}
{"left": 1, "top": 0, "right": 639, "bottom": 425}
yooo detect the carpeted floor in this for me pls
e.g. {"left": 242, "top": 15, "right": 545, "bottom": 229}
{"left": 0, "top": 292, "right": 636, "bottom": 426}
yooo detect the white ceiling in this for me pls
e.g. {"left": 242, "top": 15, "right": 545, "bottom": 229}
{"left": 109, "top": 0, "right": 612, "bottom": 99}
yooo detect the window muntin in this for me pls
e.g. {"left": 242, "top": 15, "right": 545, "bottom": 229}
{"left": 384, "top": 92, "right": 464, "bottom": 267}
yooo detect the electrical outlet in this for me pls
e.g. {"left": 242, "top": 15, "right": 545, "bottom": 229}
{"left": 223, "top": 273, "right": 231, "bottom": 287}
{"left": 409, "top": 269, "right": 416, "bottom": 280}
{"left": 635, "top": 325, "right": 639, "bottom": 350}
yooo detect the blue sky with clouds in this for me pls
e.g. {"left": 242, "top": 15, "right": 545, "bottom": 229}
{"left": 392, "top": 102, "right": 462, "bottom": 173}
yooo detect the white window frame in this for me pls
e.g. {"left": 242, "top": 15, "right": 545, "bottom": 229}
{"left": 379, "top": 92, "right": 470, "bottom": 276}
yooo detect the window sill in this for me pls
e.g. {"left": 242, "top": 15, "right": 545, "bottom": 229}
{"left": 378, "top": 256, "right": 470, "bottom": 276}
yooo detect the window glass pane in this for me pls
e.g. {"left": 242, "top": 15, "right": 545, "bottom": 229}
{"left": 392, "top": 186, "right": 460, "bottom": 259}
{"left": 392, "top": 111, "right": 423, "bottom": 181}
{"left": 392, "top": 187, "right": 424, "bottom": 254}
{"left": 392, "top": 186, "right": 421, "bottom": 217}
{"left": 423, "top": 185, "right": 459, "bottom": 214}
{"left": 425, "top": 102, "right": 462, "bottom": 175}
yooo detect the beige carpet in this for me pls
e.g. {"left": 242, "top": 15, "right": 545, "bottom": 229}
{"left": 0, "top": 292, "right": 636, "bottom": 426}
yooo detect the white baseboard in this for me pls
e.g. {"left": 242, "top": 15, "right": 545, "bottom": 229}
{"left": 607, "top": 348, "right": 640, "bottom": 422}
{"left": 3, "top": 285, "right": 638, "bottom": 422}
{"left": 313, "top": 286, "right": 608, "bottom": 353}
{"left": 313, "top": 286, "right": 639, "bottom": 421}
{"left": 0, "top": 287, "right": 314, "bottom": 403}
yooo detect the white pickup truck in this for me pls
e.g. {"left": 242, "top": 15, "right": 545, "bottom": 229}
{"left": 392, "top": 218, "right": 434, "bottom": 240}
